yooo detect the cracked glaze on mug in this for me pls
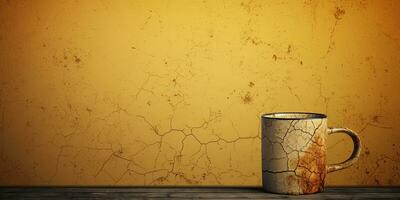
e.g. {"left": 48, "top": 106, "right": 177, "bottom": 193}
{"left": 262, "top": 113, "right": 327, "bottom": 194}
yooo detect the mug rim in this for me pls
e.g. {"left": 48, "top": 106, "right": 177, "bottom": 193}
{"left": 262, "top": 112, "right": 327, "bottom": 120}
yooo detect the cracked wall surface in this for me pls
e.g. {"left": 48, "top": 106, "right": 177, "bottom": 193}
{"left": 0, "top": 0, "right": 400, "bottom": 186}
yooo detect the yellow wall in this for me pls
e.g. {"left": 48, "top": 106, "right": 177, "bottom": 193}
{"left": 0, "top": 0, "right": 399, "bottom": 186}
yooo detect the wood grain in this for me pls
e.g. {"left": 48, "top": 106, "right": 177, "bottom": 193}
{"left": 0, "top": 187, "right": 399, "bottom": 199}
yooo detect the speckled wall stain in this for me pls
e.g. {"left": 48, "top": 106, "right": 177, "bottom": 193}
{"left": 0, "top": 0, "right": 399, "bottom": 186}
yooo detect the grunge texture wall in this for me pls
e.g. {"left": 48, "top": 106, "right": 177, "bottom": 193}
{"left": 0, "top": 0, "right": 399, "bottom": 186}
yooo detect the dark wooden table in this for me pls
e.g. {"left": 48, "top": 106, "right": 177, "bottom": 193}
{"left": 1, "top": 187, "right": 400, "bottom": 199}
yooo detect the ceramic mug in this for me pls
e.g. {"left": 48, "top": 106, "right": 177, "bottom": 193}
{"left": 261, "top": 112, "right": 361, "bottom": 195}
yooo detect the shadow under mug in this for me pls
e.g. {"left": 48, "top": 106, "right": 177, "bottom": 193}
{"left": 261, "top": 112, "right": 361, "bottom": 195}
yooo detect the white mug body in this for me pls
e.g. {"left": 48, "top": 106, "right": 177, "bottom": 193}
{"left": 261, "top": 112, "right": 327, "bottom": 195}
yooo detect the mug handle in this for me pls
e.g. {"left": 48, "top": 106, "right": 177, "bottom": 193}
{"left": 327, "top": 127, "right": 362, "bottom": 173}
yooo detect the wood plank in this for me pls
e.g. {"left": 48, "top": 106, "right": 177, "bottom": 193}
{"left": 0, "top": 187, "right": 400, "bottom": 199}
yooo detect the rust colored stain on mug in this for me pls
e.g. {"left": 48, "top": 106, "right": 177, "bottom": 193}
{"left": 296, "top": 136, "right": 326, "bottom": 194}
